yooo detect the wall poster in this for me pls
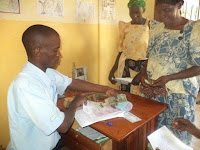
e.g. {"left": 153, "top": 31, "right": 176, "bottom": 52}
{"left": 37, "top": 0, "right": 64, "bottom": 17}
{"left": 76, "top": 0, "right": 95, "bottom": 20}
{"left": 0, "top": 0, "right": 20, "bottom": 14}
{"left": 101, "top": 0, "right": 115, "bottom": 20}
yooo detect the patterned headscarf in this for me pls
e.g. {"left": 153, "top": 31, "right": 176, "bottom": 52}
{"left": 128, "top": 0, "right": 146, "bottom": 8}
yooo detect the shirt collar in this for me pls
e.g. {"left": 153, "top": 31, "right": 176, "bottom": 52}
{"left": 23, "top": 61, "right": 52, "bottom": 88}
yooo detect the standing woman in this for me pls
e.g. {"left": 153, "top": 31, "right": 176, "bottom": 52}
{"left": 108, "top": 0, "right": 149, "bottom": 95}
{"left": 141, "top": 0, "right": 200, "bottom": 145}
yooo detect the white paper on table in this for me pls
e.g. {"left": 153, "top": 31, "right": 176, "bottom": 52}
{"left": 75, "top": 100, "right": 141, "bottom": 127}
{"left": 123, "top": 111, "right": 141, "bottom": 123}
{"left": 75, "top": 108, "right": 124, "bottom": 127}
{"left": 147, "top": 126, "right": 193, "bottom": 150}
{"left": 114, "top": 78, "right": 132, "bottom": 85}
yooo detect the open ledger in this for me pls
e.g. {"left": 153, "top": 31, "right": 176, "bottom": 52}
{"left": 147, "top": 126, "right": 193, "bottom": 150}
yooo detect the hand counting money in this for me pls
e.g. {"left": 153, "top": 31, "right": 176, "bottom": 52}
{"left": 105, "top": 94, "right": 127, "bottom": 106}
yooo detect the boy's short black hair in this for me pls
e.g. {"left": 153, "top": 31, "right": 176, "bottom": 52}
{"left": 22, "top": 24, "right": 58, "bottom": 57}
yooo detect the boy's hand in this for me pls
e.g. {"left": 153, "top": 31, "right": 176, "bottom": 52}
{"left": 106, "top": 89, "right": 118, "bottom": 97}
{"left": 70, "top": 93, "right": 93, "bottom": 108}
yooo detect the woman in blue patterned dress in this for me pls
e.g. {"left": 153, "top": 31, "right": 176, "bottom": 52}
{"left": 140, "top": 0, "right": 200, "bottom": 145}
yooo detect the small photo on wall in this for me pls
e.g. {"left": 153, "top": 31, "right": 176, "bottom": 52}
{"left": 0, "top": 0, "right": 20, "bottom": 14}
{"left": 75, "top": 66, "right": 87, "bottom": 81}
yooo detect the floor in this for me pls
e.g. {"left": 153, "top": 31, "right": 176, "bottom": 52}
{"left": 61, "top": 102, "right": 200, "bottom": 150}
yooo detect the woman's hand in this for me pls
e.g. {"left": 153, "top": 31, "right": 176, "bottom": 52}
{"left": 173, "top": 118, "right": 197, "bottom": 133}
{"left": 151, "top": 75, "right": 170, "bottom": 87}
{"left": 108, "top": 71, "right": 117, "bottom": 84}
{"left": 140, "top": 72, "right": 149, "bottom": 87}
{"left": 139, "top": 60, "right": 149, "bottom": 87}
{"left": 131, "top": 72, "right": 141, "bottom": 85}
{"left": 172, "top": 118, "right": 200, "bottom": 139}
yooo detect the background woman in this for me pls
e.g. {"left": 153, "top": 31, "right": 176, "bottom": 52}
{"left": 109, "top": 0, "right": 149, "bottom": 95}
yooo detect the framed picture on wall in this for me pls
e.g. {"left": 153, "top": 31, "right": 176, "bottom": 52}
{"left": 75, "top": 66, "right": 87, "bottom": 81}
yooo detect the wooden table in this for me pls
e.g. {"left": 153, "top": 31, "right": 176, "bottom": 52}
{"left": 58, "top": 91, "right": 167, "bottom": 150}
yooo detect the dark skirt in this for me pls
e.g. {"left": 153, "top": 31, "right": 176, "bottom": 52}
{"left": 121, "top": 59, "right": 146, "bottom": 92}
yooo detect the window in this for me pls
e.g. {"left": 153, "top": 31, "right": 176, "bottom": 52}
{"left": 181, "top": 0, "right": 200, "bottom": 20}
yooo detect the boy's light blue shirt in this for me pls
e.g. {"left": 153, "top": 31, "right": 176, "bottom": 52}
{"left": 7, "top": 62, "right": 72, "bottom": 150}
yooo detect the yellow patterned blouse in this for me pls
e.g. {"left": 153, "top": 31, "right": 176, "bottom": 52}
{"left": 118, "top": 20, "right": 149, "bottom": 60}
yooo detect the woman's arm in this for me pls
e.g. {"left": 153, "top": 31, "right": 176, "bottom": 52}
{"left": 108, "top": 52, "right": 122, "bottom": 84}
{"left": 173, "top": 118, "right": 200, "bottom": 139}
{"left": 108, "top": 22, "right": 126, "bottom": 84}
{"left": 152, "top": 66, "right": 200, "bottom": 87}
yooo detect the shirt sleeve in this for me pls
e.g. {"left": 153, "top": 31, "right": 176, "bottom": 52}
{"left": 118, "top": 21, "right": 126, "bottom": 52}
{"left": 47, "top": 69, "right": 72, "bottom": 95}
{"left": 14, "top": 80, "right": 65, "bottom": 136}
{"left": 188, "top": 20, "right": 200, "bottom": 66}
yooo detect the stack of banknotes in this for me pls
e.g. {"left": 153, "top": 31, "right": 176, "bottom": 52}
{"left": 85, "top": 93, "right": 108, "bottom": 102}
{"left": 104, "top": 94, "right": 127, "bottom": 106}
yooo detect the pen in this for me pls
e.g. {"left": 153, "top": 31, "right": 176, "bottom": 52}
{"left": 104, "top": 122, "right": 114, "bottom": 126}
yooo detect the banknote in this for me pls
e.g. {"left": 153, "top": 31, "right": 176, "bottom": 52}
{"left": 105, "top": 94, "right": 127, "bottom": 106}
{"left": 64, "top": 96, "right": 75, "bottom": 108}
{"left": 86, "top": 93, "right": 108, "bottom": 102}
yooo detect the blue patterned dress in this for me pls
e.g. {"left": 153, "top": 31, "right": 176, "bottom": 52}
{"left": 146, "top": 20, "right": 200, "bottom": 145}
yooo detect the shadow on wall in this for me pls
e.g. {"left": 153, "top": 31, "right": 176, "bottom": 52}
{"left": 0, "top": 145, "right": 6, "bottom": 150}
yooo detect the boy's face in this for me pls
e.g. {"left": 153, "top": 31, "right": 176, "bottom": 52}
{"left": 39, "top": 33, "right": 61, "bottom": 70}
{"left": 129, "top": 7, "right": 144, "bottom": 24}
